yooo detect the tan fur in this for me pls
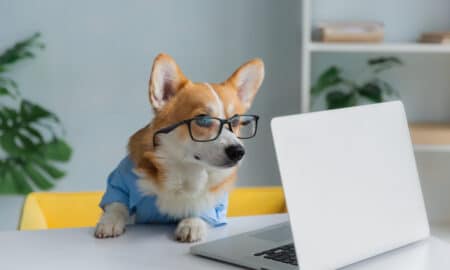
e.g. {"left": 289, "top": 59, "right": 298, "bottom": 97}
{"left": 129, "top": 53, "right": 263, "bottom": 195}
{"left": 96, "top": 53, "right": 263, "bottom": 241}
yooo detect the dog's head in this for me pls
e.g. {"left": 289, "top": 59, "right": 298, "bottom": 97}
{"left": 131, "top": 54, "right": 264, "bottom": 175}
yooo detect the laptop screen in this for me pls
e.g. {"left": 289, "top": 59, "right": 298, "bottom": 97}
{"left": 271, "top": 101, "right": 429, "bottom": 270}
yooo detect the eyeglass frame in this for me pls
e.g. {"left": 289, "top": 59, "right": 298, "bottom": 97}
{"left": 152, "top": 114, "right": 260, "bottom": 147}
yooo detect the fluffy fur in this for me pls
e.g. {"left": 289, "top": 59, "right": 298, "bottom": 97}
{"left": 95, "top": 53, "right": 264, "bottom": 242}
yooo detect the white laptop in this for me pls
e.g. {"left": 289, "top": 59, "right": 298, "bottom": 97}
{"left": 191, "top": 101, "right": 450, "bottom": 270}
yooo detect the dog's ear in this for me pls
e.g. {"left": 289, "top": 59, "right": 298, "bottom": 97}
{"left": 149, "top": 54, "right": 187, "bottom": 111}
{"left": 226, "top": 58, "right": 264, "bottom": 110}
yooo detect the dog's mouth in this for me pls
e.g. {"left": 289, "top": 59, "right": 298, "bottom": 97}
{"left": 193, "top": 154, "right": 239, "bottom": 168}
{"left": 210, "top": 159, "right": 240, "bottom": 169}
{"left": 220, "top": 161, "right": 239, "bottom": 168}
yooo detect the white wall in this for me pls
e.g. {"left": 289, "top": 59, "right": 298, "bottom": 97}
{"left": 0, "top": 0, "right": 301, "bottom": 194}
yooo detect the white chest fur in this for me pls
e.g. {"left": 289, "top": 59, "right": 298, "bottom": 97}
{"left": 136, "top": 161, "right": 232, "bottom": 218}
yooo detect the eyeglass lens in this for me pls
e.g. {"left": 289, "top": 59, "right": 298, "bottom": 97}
{"left": 230, "top": 115, "right": 257, "bottom": 139}
{"left": 190, "top": 117, "right": 223, "bottom": 141}
{"left": 190, "top": 115, "right": 256, "bottom": 142}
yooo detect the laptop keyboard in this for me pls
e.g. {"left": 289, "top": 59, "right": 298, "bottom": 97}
{"left": 254, "top": 243, "right": 297, "bottom": 266}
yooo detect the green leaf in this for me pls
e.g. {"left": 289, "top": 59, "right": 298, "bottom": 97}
{"left": 0, "top": 130, "right": 37, "bottom": 157}
{"left": 326, "top": 91, "right": 357, "bottom": 109}
{"left": 22, "top": 125, "right": 45, "bottom": 143}
{"left": 368, "top": 56, "right": 403, "bottom": 73}
{"left": 20, "top": 100, "right": 59, "bottom": 122}
{"left": 33, "top": 159, "right": 66, "bottom": 179}
{"left": 0, "top": 87, "right": 10, "bottom": 96}
{"left": 311, "top": 66, "right": 342, "bottom": 94}
{"left": 16, "top": 132, "right": 36, "bottom": 151}
{"left": 0, "top": 78, "right": 20, "bottom": 97}
{"left": 368, "top": 56, "right": 402, "bottom": 66}
{"left": 22, "top": 162, "right": 54, "bottom": 190}
{"left": 39, "top": 139, "right": 72, "bottom": 162}
{"left": 0, "top": 111, "right": 6, "bottom": 128}
{"left": 8, "top": 163, "right": 34, "bottom": 194}
{"left": 0, "top": 32, "right": 43, "bottom": 66}
{"left": 358, "top": 83, "right": 383, "bottom": 102}
{"left": 0, "top": 131, "right": 22, "bottom": 156}
{"left": 0, "top": 170, "right": 19, "bottom": 194}
{"left": 0, "top": 107, "right": 19, "bottom": 127}
{"left": 2, "top": 107, "right": 19, "bottom": 121}
{"left": 373, "top": 78, "right": 400, "bottom": 97}
{"left": 0, "top": 32, "right": 72, "bottom": 193}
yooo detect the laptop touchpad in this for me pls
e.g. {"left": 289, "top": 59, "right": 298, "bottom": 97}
{"left": 250, "top": 225, "right": 292, "bottom": 242}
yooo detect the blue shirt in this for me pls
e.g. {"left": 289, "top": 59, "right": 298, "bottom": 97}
{"left": 99, "top": 156, "right": 228, "bottom": 227}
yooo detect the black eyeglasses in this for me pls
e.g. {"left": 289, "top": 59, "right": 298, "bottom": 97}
{"left": 153, "top": 114, "right": 259, "bottom": 147}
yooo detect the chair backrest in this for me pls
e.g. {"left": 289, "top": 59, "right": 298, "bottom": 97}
{"left": 19, "top": 187, "right": 286, "bottom": 230}
{"left": 20, "top": 192, "right": 104, "bottom": 230}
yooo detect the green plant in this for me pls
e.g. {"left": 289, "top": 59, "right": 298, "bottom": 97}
{"left": 311, "top": 56, "right": 403, "bottom": 110}
{"left": 0, "top": 33, "right": 72, "bottom": 194}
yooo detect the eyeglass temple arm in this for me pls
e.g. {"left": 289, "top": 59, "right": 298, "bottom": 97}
{"left": 152, "top": 121, "right": 188, "bottom": 147}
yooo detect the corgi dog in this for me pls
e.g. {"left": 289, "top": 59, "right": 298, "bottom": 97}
{"left": 95, "top": 53, "right": 264, "bottom": 242}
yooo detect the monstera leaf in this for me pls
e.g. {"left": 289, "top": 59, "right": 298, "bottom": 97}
{"left": 0, "top": 33, "right": 72, "bottom": 194}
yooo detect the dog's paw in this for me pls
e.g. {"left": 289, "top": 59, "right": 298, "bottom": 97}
{"left": 94, "top": 203, "right": 128, "bottom": 239}
{"left": 175, "top": 217, "right": 207, "bottom": 242}
{"left": 95, "top": 221, "right": 125, "bottom": 238}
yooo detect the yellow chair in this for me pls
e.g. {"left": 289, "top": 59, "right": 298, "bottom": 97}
{"left": 19, "top": 187, "right": 286, "bottom": 230}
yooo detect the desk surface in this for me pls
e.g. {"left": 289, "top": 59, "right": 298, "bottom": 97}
{"left": 0, "top": 214, "right": 288, "bottom": 270}
{"left": 1, "top": 214, "right": 450, "bottom": 270}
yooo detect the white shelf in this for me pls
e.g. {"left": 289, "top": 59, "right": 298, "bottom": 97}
{"left": 410, "top": 123, "right": 450, "bottom": 151}
{"left": 413, "top": 145, "right": 450, "bottom": 152}
{"left": 308, "top": 42, "right": 450, "bottom": 54}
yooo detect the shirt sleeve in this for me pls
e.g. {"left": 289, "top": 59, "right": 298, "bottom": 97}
{"left": 200, "top": 193, "right": 228, "bottom": 227}
{"left": 99, "top": 169, "right": 130, "bottom": 210}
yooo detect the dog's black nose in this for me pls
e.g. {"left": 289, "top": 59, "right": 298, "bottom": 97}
{"left": 225, "top": 144, "right": 245, "bottom": 162}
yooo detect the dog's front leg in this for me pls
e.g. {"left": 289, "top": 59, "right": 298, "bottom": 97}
{"left": 175, "top": 217, "right": 207, "bottom": 242}
{"left": 95, "top": 202, "right": 129, "bottom": 238}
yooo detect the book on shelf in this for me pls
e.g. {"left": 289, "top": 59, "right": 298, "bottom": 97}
{"left": 316, "top": 22, "right": 384, "bottom": 43}
{"left": 409, "top": 123, "right": 450, "bottom": 145}
{"left": 419, "top": 32, "right": 450, "bottom": 44}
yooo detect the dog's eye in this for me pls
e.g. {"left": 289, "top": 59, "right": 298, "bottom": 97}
{"left": 241, "top": 120, "right": 252, "bottom": 126}
{"left": 231, "top": 117, "right": 240, "bottom": 127}
{"left": 195, "top": 116, "right": 214, "bottom": 128}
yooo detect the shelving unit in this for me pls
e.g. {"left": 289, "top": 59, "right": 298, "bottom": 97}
{"left": 309, "top": 43, "right": 450, "bottom": 54}
{"left": 301, "top": 0, "right": 450, "bottom": 151}
{"left": 301, "top": 0, "right": 450, "bottom": 237}
{"left": 410, "top": 123, "right": 450, "bottom": 151}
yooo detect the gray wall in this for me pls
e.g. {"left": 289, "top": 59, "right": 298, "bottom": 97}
{"left": 0, "top": 0, "right": 301, "bottom": 196}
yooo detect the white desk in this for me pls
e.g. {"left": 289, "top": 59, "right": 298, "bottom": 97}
{"left": 1, "top": 213, "right": 450, "bottom": 270}
{"left": 0, "top": 214, "right": 288, "bottom": 270}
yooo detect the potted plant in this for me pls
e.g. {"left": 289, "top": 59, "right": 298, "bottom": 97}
{"left": 0, "top": 33, "right": 72, "bottom": 195}
{"left": 311, "top": 56, "right": 403, "bottom": 110}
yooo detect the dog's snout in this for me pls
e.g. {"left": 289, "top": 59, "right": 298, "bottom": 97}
{"left": 225, "top": 144, "right": 245, "bottom": 162}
